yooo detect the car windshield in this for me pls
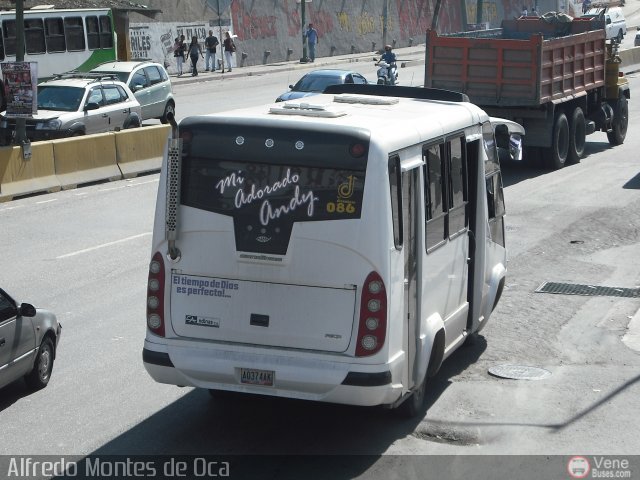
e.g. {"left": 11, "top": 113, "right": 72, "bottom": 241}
{"left": 293, "top": 74, "right": 342, "bottom": 92}
{"left": 92, "top": 71, "right": 129, "bottom": 83}
{"left": 37, "top": 86, "right": 85, "bottom": 111}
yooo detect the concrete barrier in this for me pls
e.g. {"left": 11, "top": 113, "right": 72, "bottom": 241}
{"left": 619, "top": 46, "right": 640, "bottom": 71}
{"left": 0, "top": 142, "right": 60, "bottom": 202}
{"left": 115, "top": 125, "right": 170, "bottom": 178}
{"left": 52, "top": 132, "right": 121, "bottom": 189}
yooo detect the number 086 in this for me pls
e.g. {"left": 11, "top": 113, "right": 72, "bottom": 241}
{"left": 326, "top": 202, "right": 355, "bottom": 214}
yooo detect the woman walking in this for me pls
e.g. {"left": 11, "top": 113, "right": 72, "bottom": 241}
{"left": 223, "top": 32, "right": 235, "bottom": 72}
{"left": 187, "top": 36, "right": 203, "bottom": 76}
{"left": 173, "top": 35, "right": 186, "bottom": 76}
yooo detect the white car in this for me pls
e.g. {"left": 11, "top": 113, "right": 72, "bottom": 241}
{"left": 0, "top": 75, "right": 142, "bottom": 145}
{"left": 583, "top": 7, "right": 627, "bottom": 42}
{"left": 91, "top": 61, "right": 175, "bottom": 123}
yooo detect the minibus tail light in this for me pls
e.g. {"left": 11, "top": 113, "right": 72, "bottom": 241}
{"left": 147, "top": 251, "right": 166, "bottom": 337}
{"left": 355, "top": 271, "right": 387, "bottom": 357}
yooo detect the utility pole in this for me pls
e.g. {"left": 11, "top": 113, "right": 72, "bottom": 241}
{"left": 15, "top": 0, "right": 28, "bottom": 149}
{"left": 300, "top": 0, "right": 309, "bottom": 62}
{"left": 382, "top": 0, "right": 388, "bottom": 51}
{"left": 217, "top": 0, "right": 224, "bottom": 72}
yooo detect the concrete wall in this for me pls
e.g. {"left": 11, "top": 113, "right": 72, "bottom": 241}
{"left": 128, "top": 0, "right": 571, "bottom": 67}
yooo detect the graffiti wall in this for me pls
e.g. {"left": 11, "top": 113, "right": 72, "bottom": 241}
{"left": 131, "top": 0, "right": 558, "bottom": 68}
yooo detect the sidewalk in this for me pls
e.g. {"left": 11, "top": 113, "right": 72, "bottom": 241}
{"left": 169, "top": 44, "right": 427, "bottom": 87}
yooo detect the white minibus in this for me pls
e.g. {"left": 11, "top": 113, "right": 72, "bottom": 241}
{"left": 143, "top": 85, "right": 523, "bottom": 416}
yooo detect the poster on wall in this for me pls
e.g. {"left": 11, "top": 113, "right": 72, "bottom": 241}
{"left": 129, "top": 22, "right": 234, "bottom": 74}
{"left": 1, "top": 62, "right": 38, "bottom": 117}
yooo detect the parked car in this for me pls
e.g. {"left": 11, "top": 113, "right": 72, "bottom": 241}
{"left": 582, "top": 7, "right": 627, "bottom": 42}
{"left": 0, "top": 288, "right": 61, "bottom": 391}
{"left": 0, "top": 74, "right": 142, "bottom": 145}
{"left": 275, "top": 69, "right": 369, "bottom": 102}
{"left": 90, "top": 61, "right": 175, "bottom": 123}
{"left": 635, "top": 31, "right": 640, "bottom": 47}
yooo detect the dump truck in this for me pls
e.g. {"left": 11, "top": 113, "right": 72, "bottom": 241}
{"left": 424, "top": 16, "right": 630, "bottom": 169}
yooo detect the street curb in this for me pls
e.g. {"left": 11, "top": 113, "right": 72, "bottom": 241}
{"left": 622, "top": 308, "right": 640, "bottom": 352}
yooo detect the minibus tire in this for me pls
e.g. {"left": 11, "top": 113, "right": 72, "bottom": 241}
{"left": 568, "top": 107, "right": 585, "bottom": 164}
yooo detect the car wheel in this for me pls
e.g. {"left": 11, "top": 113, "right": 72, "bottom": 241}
{"left": 160, "top": 101, "right": 176, "bottom": 124}
{"left": 397, "top": 375, "right": 427, "bottom": 418}
{"left": 25, "top": 337, "right": 54, "bottom": 390}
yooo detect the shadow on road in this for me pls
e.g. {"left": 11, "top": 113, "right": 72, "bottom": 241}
{"left": 49, "top": 339, "right": 487, "bottom": 479}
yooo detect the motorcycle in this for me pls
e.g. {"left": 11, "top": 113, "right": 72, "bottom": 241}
{"left": 375, "top": 60, "right": 398, "bottom": 86}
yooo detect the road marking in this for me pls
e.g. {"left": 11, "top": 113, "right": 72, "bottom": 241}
{"left": 56, "top": 232, "right": 151, "bottom": 259}
{"left": 36, "top": 199, "right": 57, "bottom": 204}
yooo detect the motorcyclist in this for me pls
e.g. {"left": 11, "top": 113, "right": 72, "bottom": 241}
{"left": 379, "top": 45, "right": 397, "bottom": 84}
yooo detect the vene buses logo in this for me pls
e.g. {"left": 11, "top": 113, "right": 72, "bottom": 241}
{"left": 567, "top": 456, "right": 590, "bottom": 478}
{"left": 185, "top": 315, "right": 220, "bottom": 328}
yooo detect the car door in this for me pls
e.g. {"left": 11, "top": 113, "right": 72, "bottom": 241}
{"left": 100, "top": 85, "right": 131, "bottom": 130}
{"left": 129, "top": 68, "right": 151, "bottom": 120}
{"left": 83, "top": 86, "right": 108, "bottom": 135}
{"left": 142, "top": 65, "right": 167, "bottom": 119}
{"left": 0, "top": 290, "right": 35, "bottom": 388}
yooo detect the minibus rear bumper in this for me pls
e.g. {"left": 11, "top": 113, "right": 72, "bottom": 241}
{"left": 143, "top": 340, "right": 405, "bottom": 407}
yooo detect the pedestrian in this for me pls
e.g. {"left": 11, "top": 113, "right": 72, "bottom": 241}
{"left": 187, "top": 35, "right": 203, "bottom": 76}
{"left": 223, "top": 32, "right": 236, "bottom": 72}
{"left": 173, "top": 35, "right": 186, "bottom": 76}
{"left": 204, "top": 30, "right": 219, "bottom": 72}
{"left": 304, "top": 23, "right": 318, "bottom": 62}
{"left": 521, "top": 5, "right": 528, "bottom": 16}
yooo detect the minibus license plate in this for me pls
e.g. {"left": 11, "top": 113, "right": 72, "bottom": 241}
{"left": 240, "top": 368, "right": 274, "bottom": 386}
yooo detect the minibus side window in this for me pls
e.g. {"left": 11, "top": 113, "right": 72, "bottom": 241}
{"left": 486, "top": 172, "right": 506, "bottom": 246}
{"left": 423, "top": 143, "right": 446, "bottom": 252}
{"left": 389, "top": 155, "right": 402, "bottom": 250}
{"left": 447, "top": 136, "right": 468, "bottom": 238}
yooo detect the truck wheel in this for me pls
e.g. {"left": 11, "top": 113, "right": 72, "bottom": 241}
{"left": 568, "top": 107, "right": 586, "bottom": 164}
{"left": 547, "top": 112, "right": 569, "bottom": 169}
{"left": 607, "top": 94, "right": 628, "bottom": 146}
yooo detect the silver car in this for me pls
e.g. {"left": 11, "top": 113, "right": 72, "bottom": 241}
{"left": 90, "top": 61, "right": 175, "bottom": 123}
{"left": 0, "top": 288, "right": 61, "bottom": 391}
{"left": 0, "top": 75, "right": 142, "bottom": 144}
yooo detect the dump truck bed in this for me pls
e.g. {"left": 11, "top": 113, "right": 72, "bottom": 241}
{"left": 425, "top": 17, "right": 607, "bottom": 107}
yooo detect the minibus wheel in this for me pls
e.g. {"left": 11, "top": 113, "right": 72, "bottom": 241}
{"left": 397, "top": 376, "right": 427, "bottom": 418}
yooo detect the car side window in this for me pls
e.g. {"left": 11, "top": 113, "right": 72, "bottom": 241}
{"left": 86, "top": 87, "right": 104, "bottom": 106}
{"left": 103, "top": 85, "right": 124, "bottom": 105}
{"left": 116, "top": 85, "right": 130, "bottom": 100}
{"left": 145, "top": 66, "right": 162, "bottom": 85}
{"left": 353, "top": 73, "right": 367, "bottom": 84}
{"left": 344, "top": 74, "right": 354, "bottom": 84}
{"left": 0, "top": 291, "right": 17, "bottom": 322}
{"left": 130, "top": 70, "right": 148, "bottom": 91}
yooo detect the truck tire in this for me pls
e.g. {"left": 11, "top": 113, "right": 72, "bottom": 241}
{"left": 546, "top": 112, "right": 569, "bottom": 169}
{"left": 607, "top": 94, "right": 628, "bottom": 146}
{"left": 568, "top": 107, "right": 586, "bottom": 164}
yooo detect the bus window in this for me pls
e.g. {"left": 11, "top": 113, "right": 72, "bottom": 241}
{"left": 486, "top": 173, "right": 506, "bottom": 246}
{"left": 25, "top": 18, "right": 45, "bottom": 54}
{"left": 0, "top": 26, "right": 4, "bottom": 60}
{"left": 388, "top": 155, "right": 402, "bottom": 249}
{"left": 447, "top": 136, "right": 468, "bottom": 238}
{"left": 86, "top": 16, "right": 99, "bottom": 50}
{"left": 2, "top": 20, "right": 16, "bottom": 56}
{"left": 423, "top": 143, "right": 446, "bottom": 252}
{"left": 99, "top": 16, "right": 113, "bottom": 48}
{"left": 64, "top": 17, "right": 85, "bottom": 51}
{"left": 45, "top": 17, "right": 66, "bottom": 52}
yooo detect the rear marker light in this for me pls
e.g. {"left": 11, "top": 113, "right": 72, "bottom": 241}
{"left": 355, "top": 271, "right": 387, "bottom": 357}
{"left": 148, "top": 314, "right": 161, "bottom": 330}
{"left": 147, "top": 252, "right": 166, "bottom": 337}
{"left": 365, "top": 317, "right": 379, "bottom": 330}
{"left": 361, "top": 335, "right": 377, "bottom": 350}
{"left": 368, "top": 299, "right": 381, "bottom": 312}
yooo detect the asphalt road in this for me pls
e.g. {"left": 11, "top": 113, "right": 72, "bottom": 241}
{"left": 1, "top": 64, "right": 639, "bottom": 479}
